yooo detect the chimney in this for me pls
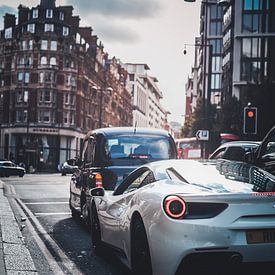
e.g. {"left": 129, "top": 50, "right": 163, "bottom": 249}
{"left": 4, "top": 14, "right": 16, "bottom": 29}
{"left": 40, "top": 0, "right": 56, "bottom": 7}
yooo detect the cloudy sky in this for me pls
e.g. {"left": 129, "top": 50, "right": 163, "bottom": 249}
{"left": 0, "top": 0, "right": 201, "bottom": 124}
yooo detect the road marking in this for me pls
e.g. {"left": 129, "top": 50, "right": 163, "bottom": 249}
{"left": 6, "top": 184, "right": 83, "bottom": 275}
{"left": 35, "top": 212, "right": 71, "bottom": 216}
{"left": 25, "top": 202, "right": 68, "bottom": 205}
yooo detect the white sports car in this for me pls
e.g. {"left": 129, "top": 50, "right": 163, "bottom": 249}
{"left": 89, "top": 159, "right": 275, "bottom": 275}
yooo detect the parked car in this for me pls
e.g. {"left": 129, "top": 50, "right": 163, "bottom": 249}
{"left": 209, "top": 141, "right": 260, "bottom": 161}
{"left": 89, "top": 159, "right": 275, "bottom": 275}
{"left": 0, "top": 160, "right": 25, "bottom": 177}
{"left": 61, "top": 161, "right": 78, "bottom": 176}
{"left": 68, "top": 127, "right": 177, "bottom": 224}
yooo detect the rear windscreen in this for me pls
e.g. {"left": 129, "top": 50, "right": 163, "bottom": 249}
{"left": 106, "top": 135, "right": 175, "bottom": 161}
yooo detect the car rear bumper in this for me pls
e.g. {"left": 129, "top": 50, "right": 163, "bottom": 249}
{"left": 148, "top": 215, "right": 275, "bottom": 275}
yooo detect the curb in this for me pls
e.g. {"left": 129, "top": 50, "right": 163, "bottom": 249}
{"left": 0, "top": 180, "right": 38, "bottom": 274}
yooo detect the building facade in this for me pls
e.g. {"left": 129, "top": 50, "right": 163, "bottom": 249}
{"left": 185, "top": 0, "right": 275, "bottom": 139}
{"left": 124, "top": 63, "right": 167, "bottom": 129}
{"left": 0, "top": 0, "right": 132, "bottom": 171}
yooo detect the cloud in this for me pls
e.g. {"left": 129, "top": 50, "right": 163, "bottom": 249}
{"left": 94, "top": 21, "right": 140, "bottom": 44}
{"left": 66, "top": 0, "right": 162, "bottom": 19}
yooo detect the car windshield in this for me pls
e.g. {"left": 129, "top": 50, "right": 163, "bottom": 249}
{"left": 106, "top": 134, "right": 174, "bottom": 163}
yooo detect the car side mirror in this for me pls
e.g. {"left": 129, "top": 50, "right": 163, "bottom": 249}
{"left": 91, "top": 187, "right": 105, "bottom": 197}
{"left": 244, "top": 152, "right": 255, "bottom": 164}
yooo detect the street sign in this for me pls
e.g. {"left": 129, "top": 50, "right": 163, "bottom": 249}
{"left": 196, "top": 130, "right": 209, "bottom": 141}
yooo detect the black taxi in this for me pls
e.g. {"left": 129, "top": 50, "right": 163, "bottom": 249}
{"left": 68, "top": 127, "right": 177, "bottom": 224}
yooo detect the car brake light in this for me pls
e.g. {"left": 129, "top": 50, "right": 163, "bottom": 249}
{"left": 164, "top": 195, "right": 187, "bottom": 219}
{"left": 95, "top": 173, "right": 103, "bottom": 188}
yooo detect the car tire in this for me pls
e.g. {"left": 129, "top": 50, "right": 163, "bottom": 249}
{"left": 131, "top": 216, "right": 152, "bottom": 275}
{"left": 69, "top": 196, "right": 80, "bottom": 219}
{"left": 81, "top": 193, "right": 91, "bottom": 229}
{"left": 90, "top": 203, "right": 103, "bottom": 255}
{"left": 61, "top": 172, "right": 66, "bottom": 176}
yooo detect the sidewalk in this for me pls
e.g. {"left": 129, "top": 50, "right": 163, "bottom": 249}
{"left": 0, "top": 180, "right": 37, "bottom": 275}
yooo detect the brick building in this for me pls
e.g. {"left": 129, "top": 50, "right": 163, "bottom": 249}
{"left": 0, "top": 0, "right": 132, "bottom": 171}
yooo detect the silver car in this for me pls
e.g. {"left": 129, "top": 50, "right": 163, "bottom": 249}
{"left": 89, "top": 159, "right": 275, "bottom": 275}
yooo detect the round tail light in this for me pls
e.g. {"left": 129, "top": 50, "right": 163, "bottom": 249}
{"left": 164, "top": 195, "right": 187, "bottom": 219}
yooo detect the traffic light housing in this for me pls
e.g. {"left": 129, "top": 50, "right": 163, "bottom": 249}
{"left": 243, "top": 107, "right": 257, "bottom": 134}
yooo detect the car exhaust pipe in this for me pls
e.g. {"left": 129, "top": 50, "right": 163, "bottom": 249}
{"left": 229, "top": 253, "right": 242, "bottom": 265}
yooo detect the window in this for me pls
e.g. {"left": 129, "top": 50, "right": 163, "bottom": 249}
{"left": 46, "top": 9, "right": 53, "bottom": 18}
{"left": 123, "top": 170, "right": 153, "bottom": 194}
{"left": 17, "top": 91, "right": 24, "bottom": 103}
{"left": 33, "top": 9, "right": 38, "bottom": 18}
{"left": 71, "top": 76, "right": 76, "bottom": 87}
{"left": 50, "top": 57, "right": 56, "bottom": 66}
{"left": 212, "top": 56, "right": 222, "bottom": 72}
{"left": 16, "top": 110, "right": 28, "bottom": 123}
{"left": 63, "top": 26, "right": 69, "bottom": 36}
{"left": 25, "top": 72, "right": 30, "bottom": 83}
{"left": 211, "top": 74, "right": 222, "bottom": 89}
{"left": 64, "top": 92, "right": 69, "bottom": 104}
{"left": 243, "top": 14, "right": 262, "bottom": 33}
{"left": 39, "top": 110, "right": 51, "bottom": 123}
{"left": 44, "top": 90, "right": 51, "bottom": 102}
{"left": 22, "top": 41, "right": 27, "bottom": 50}
{"left": 210, "top": 21, "right": 222, "bottom": 36}
{"left": 63, "top": 111, "right": 69, "bottom": 124}
{"left": 243, "top": 0, "right": 268, "bottom": 11}
{"left": 18, "top": 72, "right": 23, "bottom": 81}
{"left": 45, "top": 24, "right": 54, "bottom": 32}
{"left": 39, "top": 72, "right": 44, "bottom": 83}
{"left": 29, "top": 40, "right": 33, "bottom": 50}
{"left": 83, "top": 137, "right": 95, "bottom": 165}
{"left": 50, "top": 41, "right": 57, "bottom": 51}
{"left": 41, "top": 40, "right": 48, "bottom": 50}
{"left": 59, "top": 11, "right": 64, "bottom": 20}
{"left": 4, "top": 27, "right": 12, "bottom": 39}
{"left": 210, "top": 39, "right": 222, "bottom": 54}
{"left": 70, "top": 94, "right": 75, "bottom": 105}
{"left": 27, "top": 24, "right": 35, "bottom": 33}
{"left": 70, "top": 113, "right": 75, "bottom": 125}
{"left": 41, "top": 56, "right": 47, "bottom": 65}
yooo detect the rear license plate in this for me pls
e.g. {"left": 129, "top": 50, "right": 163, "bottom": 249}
{"left": 246, "top": 229, "right": 275, "bottom": 244}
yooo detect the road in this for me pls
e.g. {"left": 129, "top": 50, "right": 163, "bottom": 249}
{"left": 2, "top": 174, "right": 275, "bottom": 275}
{"left": 2, "top": 173, "right": 130, "bottom": 275}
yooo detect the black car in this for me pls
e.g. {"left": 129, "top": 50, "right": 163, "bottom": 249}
{"left": 0, "top": 161, "right": 25, "bottom": 177}
{"left": 61, "top": 161, "right": 78, "bottom": 176}
{"left": 68, "top": 127, "right": 177, "bottom": 224}
{"left": 209, "top": 141, "right": 260, "bottom": 161}
{"left": 245, "top": 126, "right": 275, "bottom": 176}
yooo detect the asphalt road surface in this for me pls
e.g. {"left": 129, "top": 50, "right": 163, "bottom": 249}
{"left": 2, "top": 173, "right": 130, "bottom": 275}
{"left": 2, "top": 174, "right": 275, "bottom": 275}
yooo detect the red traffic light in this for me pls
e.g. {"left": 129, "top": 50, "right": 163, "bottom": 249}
{"left": 247, "top": 111, "right": 255, "bottom": 118}
{"left": 243, "top": 107, "right": 257, "bottom": 134}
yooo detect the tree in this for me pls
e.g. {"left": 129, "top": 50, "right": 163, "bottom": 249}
{"left": 217, "top": 96, "right": 243, "bottom": 137}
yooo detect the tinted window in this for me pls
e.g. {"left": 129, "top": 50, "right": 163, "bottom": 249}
{"left": 106, "top": 135, "right": 175, "bottom": 161}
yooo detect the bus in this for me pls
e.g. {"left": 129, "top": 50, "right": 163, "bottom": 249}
{"left": 175, "top": 133, "right": 240, "bottom": 159}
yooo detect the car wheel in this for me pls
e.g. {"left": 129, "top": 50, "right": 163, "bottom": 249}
{"left": 81, "top": 199, "right": 91, "bottom": 229}
{"left": 90, "top": 203, "right": 103, "bottom": 255}
{"left": 61, "top": 172, "right": 66, "bottom": 176}
{"left": 131, "top": 217, "right": 152, "bottom": 275}
{"left": 69, "top": 195, "right": 80, "bottom": 219}
{"left": 19, "top": 173, "right": 24, "bottom": 177}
